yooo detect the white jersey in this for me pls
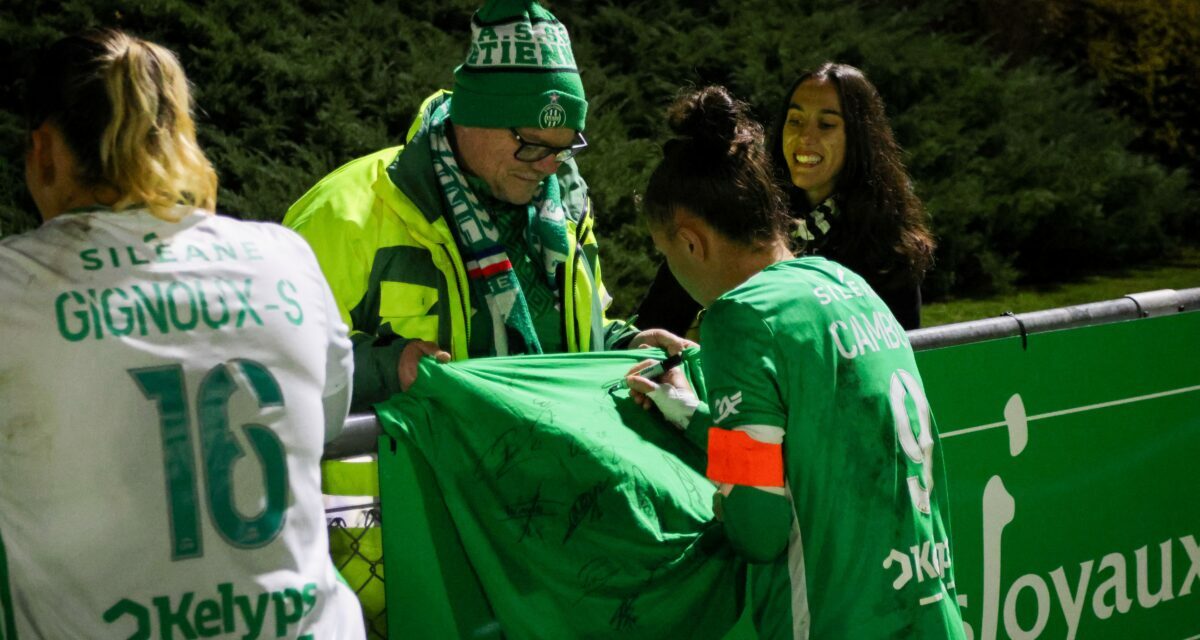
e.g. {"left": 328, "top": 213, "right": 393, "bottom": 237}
{"left": 0, "top": 207, "right": 364, "bottom": 639}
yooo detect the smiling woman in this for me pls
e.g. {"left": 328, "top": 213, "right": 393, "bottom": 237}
{"left": 781, "top": 78, "right": 846, "bottom": 206}
{"left": 635, "top": 63, "right": 935, "bottom": 337}
{"left": 770, "top": 63, "right": 935, "bottom": 330}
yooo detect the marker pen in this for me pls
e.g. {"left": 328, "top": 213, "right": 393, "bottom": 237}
{"left": 607, "top": 353, "right": 684, "bottom": 391}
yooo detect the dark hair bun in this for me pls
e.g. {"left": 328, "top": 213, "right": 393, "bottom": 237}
{"left": 667, "top": 85, "right": 759, "bottom": 154}
{"left": 644, "top": 84, "right": 789, "bottom": 247}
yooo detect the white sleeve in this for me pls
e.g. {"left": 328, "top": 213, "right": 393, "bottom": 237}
{"left": 320, "top": 266, "right": 354, "bottom": 444}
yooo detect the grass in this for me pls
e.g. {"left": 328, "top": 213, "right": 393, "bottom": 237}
{"left": 922, "top": 246, "right": 1200, "bottom": 327}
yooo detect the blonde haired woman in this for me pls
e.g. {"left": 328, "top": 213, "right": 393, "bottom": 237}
{"left": 0, "top": 30, "right": 365, "bottom": 638}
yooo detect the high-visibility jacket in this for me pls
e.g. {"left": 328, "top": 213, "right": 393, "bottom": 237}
{"left": 283, "top": 92, "right": 635, "bottom": 633}
{"left": 284, "top": 91, "right": 632, "bottom": 411}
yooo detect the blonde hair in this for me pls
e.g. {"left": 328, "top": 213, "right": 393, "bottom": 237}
{"left": 27, "top": 30, "right": 217, "bottom": 220}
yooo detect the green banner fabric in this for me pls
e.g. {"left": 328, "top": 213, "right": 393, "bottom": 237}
{"left": 917, "top": 312, "right": 1200, "bottom": 639}
{"left": 375, "top": 350, "right": 744, "bottom": 639}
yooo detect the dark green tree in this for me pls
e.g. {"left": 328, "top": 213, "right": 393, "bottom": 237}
{"left": 2, "top": 0, "right": 1195, "bottom": 313}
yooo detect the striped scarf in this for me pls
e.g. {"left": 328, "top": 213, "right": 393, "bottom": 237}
{"left": 792, "top": 196, "right": 838, "bottom": 246}
{"left": 427, "top": 99, "right": 569, "bottom": 356}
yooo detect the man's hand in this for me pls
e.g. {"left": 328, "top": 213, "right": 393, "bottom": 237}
{"left": 398, "top": 340, "right": 452, "bottom": 392}
{"left": 628, "top": 328, "right": 696, "bottom": 355}
{"left": 624, "top": 359, "right": 698, "bottom": 430}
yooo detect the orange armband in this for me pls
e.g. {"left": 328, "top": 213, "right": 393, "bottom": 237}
{"left": 706, "top": 428, "right": 784, "bottom": 487}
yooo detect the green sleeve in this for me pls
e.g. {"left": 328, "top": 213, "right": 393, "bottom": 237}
{"left": 350, "top": 332, "right": 409, "bottom": 411}
{"left": 719, "top": 486, "right": 792, "bottom": 563}
{"left": 604, "top": 317, "right": 641, "bottom": 350}
{"left": 698, "top": 298, "right": 786, "bottom": 430}
{"left": 682, "top": 401, "right": 711, "bottom": 452}
{"left": 699, "top": 298, "right": 791, "bottom": 562}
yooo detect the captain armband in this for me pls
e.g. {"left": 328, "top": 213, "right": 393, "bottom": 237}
{"left": 706, "top": 428, "right": 784, "bottom": 487}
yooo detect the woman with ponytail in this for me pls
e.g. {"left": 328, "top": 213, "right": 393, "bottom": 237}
{"left": 23, "top": 30, "right": 217, "bottom": 221}
{"left": 1, "top": 30, "right": 365, "bottom": 638}
{"left": 624, "top": 86, "right": 965, "bottom": 639}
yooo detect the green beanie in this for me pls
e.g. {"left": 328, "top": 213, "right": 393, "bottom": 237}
{"left": 451, "top": 0, "right": 587, "bottom": 132}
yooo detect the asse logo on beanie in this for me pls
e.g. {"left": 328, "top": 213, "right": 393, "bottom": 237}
{"left": 451, "top": 0, "right": 588, "bottom": 132}
{"left": 539, "top": 94, "right": 566, "bottom": 128}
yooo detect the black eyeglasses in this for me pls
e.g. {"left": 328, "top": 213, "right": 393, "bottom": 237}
{"left": 510, "top": 129, "right": 588, "bottom": 163}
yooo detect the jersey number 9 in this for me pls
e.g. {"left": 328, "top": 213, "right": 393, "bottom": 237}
{"left": 889, "top": 369, "right": 934, "bottom": 515}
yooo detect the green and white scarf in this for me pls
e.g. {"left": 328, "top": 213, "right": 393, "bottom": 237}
{"left": 792, "top": 196, "right": 838, "bottom": 245}
{"left": 428, "top": 99, "right": 570, "bottom": 356}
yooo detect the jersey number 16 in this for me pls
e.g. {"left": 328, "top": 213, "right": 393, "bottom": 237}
{"left": 130, "top": 360, "right": 289, "bottom": 560}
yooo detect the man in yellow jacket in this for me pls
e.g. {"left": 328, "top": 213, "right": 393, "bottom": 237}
{"left": 285, "top": 0, "right": 681, "bottom": 407}
{"left": 283, "top": 0, "right": 687, "bottom": 630}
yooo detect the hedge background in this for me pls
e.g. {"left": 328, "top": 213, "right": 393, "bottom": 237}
{"left": 2, "top": 0, "right": 1196, "bottom": 315}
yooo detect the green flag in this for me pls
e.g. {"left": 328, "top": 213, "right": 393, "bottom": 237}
{"left": 374, "top": 349, "right": 744, "bottom": 639}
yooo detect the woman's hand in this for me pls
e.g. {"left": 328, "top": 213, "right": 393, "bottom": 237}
{"left": 624, "top": 359, "right": 698, "bottom": 430}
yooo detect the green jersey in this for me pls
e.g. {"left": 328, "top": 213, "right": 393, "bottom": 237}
{"left": 700, "top": 257, "right": 964, "bottom": 639}
{"left": 373, "top": 349, "right": 742, "bottom": 639}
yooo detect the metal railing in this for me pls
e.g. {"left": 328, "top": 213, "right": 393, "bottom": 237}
{"left": 323, "top": 412, "right": 384, "bottom": 461}
{"left": 323, "top": 286, "right": 1200, "bottom": 459}
{"left": 907, "top": 288, "right": 1200, "bottom": 353}
{"left": 320, "top": 286, "right": 1200, "bottom": 638}
{"left": 907, "top": 287, "right": 1200, "bottom": 351}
